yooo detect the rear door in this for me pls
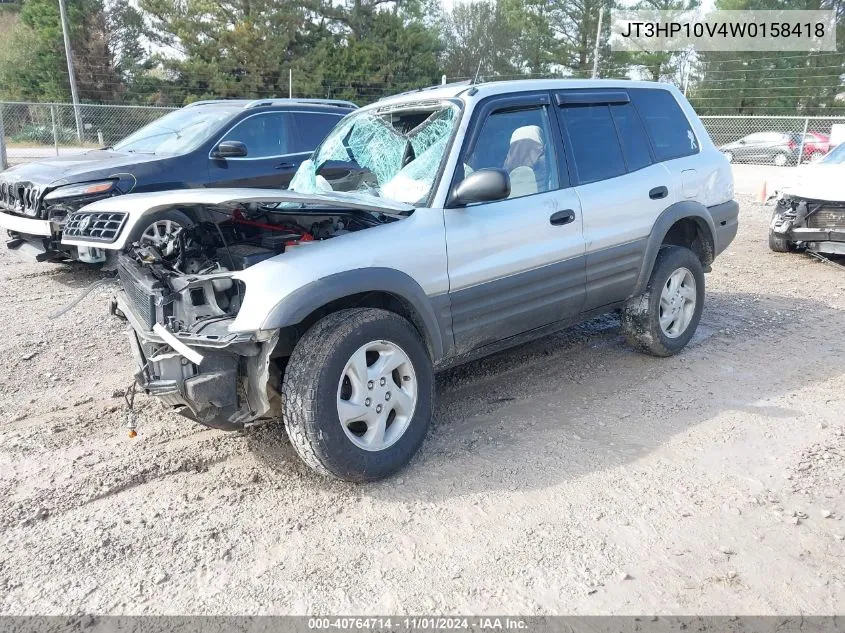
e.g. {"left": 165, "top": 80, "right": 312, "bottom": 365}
{"left": 444, "top": 92, "right": 586, "bottom": 353}
{"left": 555, "top": 89, "right": 678, "bottom": 311}
{"left": 208, "top": 111, "right": 306, "bottom": 189}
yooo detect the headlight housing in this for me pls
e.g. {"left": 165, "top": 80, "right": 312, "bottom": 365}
{"left": 44, "top": 180, "right": 116, "bottom": 202}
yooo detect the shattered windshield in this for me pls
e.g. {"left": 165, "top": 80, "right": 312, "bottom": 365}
{"left": 289, "top": 101, "right": 459, "bottom": 206}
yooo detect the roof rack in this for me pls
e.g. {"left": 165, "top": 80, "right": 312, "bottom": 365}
{"left": 245, "top": 98, "right": 358, "bottom": 109}
{"left": 185, "top": 98, "right": 357, "bottom": 109}
{"left": 378, "top": 79, "right": 473, "bottom": 101}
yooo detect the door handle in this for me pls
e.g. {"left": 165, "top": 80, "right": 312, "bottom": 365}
{"left": 550, "top": 209, "right": 576, "bottom": 226}
{"left": 274, "top": 162, "right": 296, "bottom": 170}
{"left": 649, "top": 186, "right": 668, "bottom": 200}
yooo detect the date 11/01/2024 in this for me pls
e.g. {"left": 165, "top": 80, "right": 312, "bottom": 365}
{"left": 308, "top": 617, "right": 528, "bottom": 630}
{"left": 620, "top": 21, "right": 826, "bottom": 38}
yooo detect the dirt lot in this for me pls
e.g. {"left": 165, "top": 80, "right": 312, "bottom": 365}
{"left": 1, "top": 195, "right": 844, "bottom": 615}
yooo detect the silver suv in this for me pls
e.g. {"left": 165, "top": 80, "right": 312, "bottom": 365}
{"left": 64, "top": 80, "right": 738, "bottom": 481}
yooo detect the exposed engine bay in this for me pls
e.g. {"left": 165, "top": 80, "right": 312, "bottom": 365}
{"left": 120, "top": 203, "right": 387, "bottom": 333}
{"left": 771, "top": 194, "right": 845, "bottom": 256}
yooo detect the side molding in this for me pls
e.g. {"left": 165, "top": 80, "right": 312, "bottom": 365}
{"left": 260, "top": 268, "right": 448, "bottom": 361}
{"left": 633, "top": 200, "right": 717, "bottom": 296}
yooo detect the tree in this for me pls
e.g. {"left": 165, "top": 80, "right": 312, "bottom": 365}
{"left": 0, "top": 0, "right": 148, "bottom": 103}
{"left": 440, "top": 0, "right": 522, "bottom": 78}
{"left": 690, "top": 0, "right": 845, "bottom": 114}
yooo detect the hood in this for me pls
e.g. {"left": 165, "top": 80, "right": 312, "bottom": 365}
{"left": 0, "top": 150, "right": 164, "bottom": 187}
{"left": 780, "top": 164, "right": 845, "bottom": 202}
{"left": 62, "top": 188, "right": 415, "bottom": 250}
{"left": 78, "top": 187, "right": 415, "bottom": 216}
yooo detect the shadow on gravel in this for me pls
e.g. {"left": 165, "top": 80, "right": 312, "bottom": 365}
{"left": 217, "top": 289, "right": 845, "bottom": 497}
{"left": 362, "top": 290, "right": 845, "bottom": 499}
{"left": 44, "top": 261, "right": 113, "bottom": 290}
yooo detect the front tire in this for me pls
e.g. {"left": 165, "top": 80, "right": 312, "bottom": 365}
{"left": 127, "top": 209, "right": 193, "bottom": 253}
{"left": 768, "top": 209, "right": 792, "bottom": 253}
{"left": 620, "top": 246, "right": 705, "bottom": 357}
{"left": 773, "top": 152, "right": 789, "bottom": 167}
{"left": 282, "top": 308, "right": 434, "bottom": 482}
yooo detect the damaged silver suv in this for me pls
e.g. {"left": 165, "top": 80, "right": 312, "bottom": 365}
{"left": 64, "top": 80, "right": 738, "bottom": 481}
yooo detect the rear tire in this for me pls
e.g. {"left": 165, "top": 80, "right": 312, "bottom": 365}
{"left": 620, "top": 246, "right": 705, "bottom": 357}
{"left": 282, "top": 308, "right": 434, "bottom": 482}
{"left": 773, "top": 152, "right": 789, "bottom": 167}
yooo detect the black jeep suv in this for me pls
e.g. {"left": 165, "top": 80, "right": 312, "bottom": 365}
{"left": 0, "top": 98, "right": 355, "bottom": 263}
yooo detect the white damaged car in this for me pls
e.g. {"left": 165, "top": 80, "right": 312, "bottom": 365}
{"left": 62, "top": 80, "right": 737, "bottom": 481}
{"left": 769, "top": 142, "right": 845, "bottom": 255}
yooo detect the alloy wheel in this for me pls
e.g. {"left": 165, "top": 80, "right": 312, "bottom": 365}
{"left": 659, "top": 267, "right": 697, "bottom": 338}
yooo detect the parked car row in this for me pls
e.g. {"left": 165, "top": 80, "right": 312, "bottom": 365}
{"left": 719, "top": 131, "right": 833, "bottom": 166}
{"left": 0, "top": 98, "right": 356, "bottom": 262}
{"left": 0, "top": 80, "right": 739, "bottom": 482}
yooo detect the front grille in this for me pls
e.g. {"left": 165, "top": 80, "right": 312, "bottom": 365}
{"left": 63, "top": 211, "right": 127, "bottom": 242}
{"left": 117, "top": 256, "right": 164, "bottom": 330}
{"left": 807, "top": 206, "right": 845, "bottom": 229}
{"left": 0, "top": 180, "right": 42, "bottom": 216}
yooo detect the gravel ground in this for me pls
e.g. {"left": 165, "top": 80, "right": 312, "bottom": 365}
{"left": 1, "top": 195, "right": 844, "bottom": 615}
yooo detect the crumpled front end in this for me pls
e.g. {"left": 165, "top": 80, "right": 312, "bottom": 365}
{"left": 107, "top": 193, "right": 394, "bottom": 430}
{"left": 771, "top": 195, "right": 845, "bottom": 255}
{"left": 114, "top": 252, "right": 281, "bottom": 430}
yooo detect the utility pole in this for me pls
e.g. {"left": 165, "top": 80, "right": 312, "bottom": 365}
{"left": 289, "top": 69, "right": 293, "bottom": 99}
{"left": 58, "top": 0, "right": 83, "bottom": 141}
{"left": 591, "top": 7, "right": 604, "bottom": 79}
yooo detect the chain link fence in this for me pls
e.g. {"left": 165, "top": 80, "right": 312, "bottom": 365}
{"left": 2, "top": 100, "right": 844, "bottom": 170}
{"left": 0, "top": 101, "right": 176, "bottom": 167}
{"left": 700, "top": 115, "right": 845, "bottom": 166}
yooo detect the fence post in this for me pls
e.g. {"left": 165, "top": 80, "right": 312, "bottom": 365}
{"left": 0, "top": 103, "right": 7, "bottom": 171}
{"left": 797, "top": 117, "right": 809, "bottom": 166}
{"left": 51, "top": 105, "right": 60, "bottom": 156}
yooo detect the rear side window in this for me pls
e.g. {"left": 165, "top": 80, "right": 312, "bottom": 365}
{"left": 629, "top": 89, "right": 699, "bottom": 161}
{"left": 610, "top": 103, "right": 652, "bottom": 172}
{"left": 560, "top": 105, "right": 625, "bottom": 184}
{"left": 289, "top": 112, "right": 346, "bottom": 153}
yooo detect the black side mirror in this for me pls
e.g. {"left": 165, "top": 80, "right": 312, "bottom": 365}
{"left": 449, "top": 168, "right": 510, "bottom": 207}
{"left": 212, "top": 140, "right": 248, "bottom": 158}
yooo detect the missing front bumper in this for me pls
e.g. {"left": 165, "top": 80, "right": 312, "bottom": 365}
{"left": 117, "top": 292, "right": 281, "bottom": 431}
{"left": 772, "top": 198, "right": 845, "bottom": 255}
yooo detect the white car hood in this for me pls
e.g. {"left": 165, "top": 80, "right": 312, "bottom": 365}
{"left": 780, "top": 164, "right": 845, "bottom": 202}
{"left": 60, "top": 188, "right": 414, "bottom": 250}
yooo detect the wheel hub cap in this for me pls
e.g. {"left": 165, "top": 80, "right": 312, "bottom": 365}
{"left": 337, "top": 340, "right": 417, "bottom": 452}
{"left": 658, "top": 267, "right": 696, "bottom": 338}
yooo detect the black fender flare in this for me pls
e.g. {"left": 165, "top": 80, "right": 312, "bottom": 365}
{"left": 633, "top": 200, "right": 716, "bottom": 296}
{"left": 260, "top": 268, "right": 447, "bottom": 361}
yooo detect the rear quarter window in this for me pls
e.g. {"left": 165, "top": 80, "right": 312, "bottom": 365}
{"left": 629, "top": 88, "right": 699, "bottom": 162}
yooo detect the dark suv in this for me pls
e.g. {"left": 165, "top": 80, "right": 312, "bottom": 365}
{"left": 0, "top": 98, "right": 355, "bottom": 263}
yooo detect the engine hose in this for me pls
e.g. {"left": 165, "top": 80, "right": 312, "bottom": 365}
{"left": 48, "top": 277, "right": 120, "bottom": 320}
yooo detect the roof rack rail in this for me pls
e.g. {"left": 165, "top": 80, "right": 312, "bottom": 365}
{"left": 378, "top": 79, "right": 473, "bottom": 101}
{"left": 185, "top": 98, "right": 357, "bottom": 109}
{"left": 184, "top": 99, "right": 250, "bottom": 108}
{"left": 244, "top": 98, "right": 358, "bottom": 109}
